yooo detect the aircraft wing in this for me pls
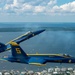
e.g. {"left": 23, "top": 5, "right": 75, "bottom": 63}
{"left": 6, "top": 31, "right": 32, "bottom": 45}
{"left": 0, "top": 29, "right": 45, "bottom": 53}
{"left": 5, "top": 31, "right": 35, "bottom": 51}
{"left": 6, "top": 29, "right": 45, "bottom": 44}
{"left": 28, "top": 57, "right": 46, "bottom": 66}
{"left": 29, "top": 63, "right": 46, "bottom": 66}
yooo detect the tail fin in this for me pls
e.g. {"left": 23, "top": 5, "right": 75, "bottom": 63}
{"left": 9, "top": 41, "right": 28, "bottom": 58}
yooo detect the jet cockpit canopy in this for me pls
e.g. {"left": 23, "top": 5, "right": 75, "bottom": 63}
{"left": 62, "top": 54, "right": 71, "bottom": 57}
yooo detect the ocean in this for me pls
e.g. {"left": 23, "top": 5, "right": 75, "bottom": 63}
{"left": 0, "top": 22, "right": 75, "bottom": 71}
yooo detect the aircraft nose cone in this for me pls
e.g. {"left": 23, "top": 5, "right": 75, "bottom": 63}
{"left": 34, "top": 29, "right": 45, "bottom": 35}
{"left": 38, "top": 29, "right": 45, "bottom": 33}
{"left": 69, "top": 57, "right": 75, "bottom": 63}
{"left": 72, "top": 58, "right": 75, "bottom": 62}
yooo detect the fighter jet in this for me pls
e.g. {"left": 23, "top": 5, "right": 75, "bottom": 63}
{"left": 1, "top": 41, "right": 75, "bottom": 66}
{"left": 0, "top": 29, "right": 45, "bottom": 53}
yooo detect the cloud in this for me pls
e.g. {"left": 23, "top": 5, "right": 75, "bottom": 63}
{"left": 48, "top": 0, "right": 57, "bottom": 6}
{"left": 49, "top": 1, "right": 75, "bottom": 14}
{"left": 60, "top": 1, "right": 75, "bottom": 13}
{"left": 34, "top": 6, "right": 45, "bottom": 13}
{"left": 22, "top": 3, "right": 33, "bottom": 11}
{"left": 0, "top": 0, "right": 75, "bottom": 15}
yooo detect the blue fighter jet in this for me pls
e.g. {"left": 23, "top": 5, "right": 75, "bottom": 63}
{"left": 1, "top": 41, "right": 75, "bottom": 66}
{"left": 0, "top": 29, "right": 45, "bottom": 53}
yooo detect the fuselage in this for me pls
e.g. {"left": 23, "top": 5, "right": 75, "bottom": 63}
{"left": 3, "top": 53, "right": 75, "bottom": 65}
{"left": 27, "top": 54, "right": 75, "bottom": 63}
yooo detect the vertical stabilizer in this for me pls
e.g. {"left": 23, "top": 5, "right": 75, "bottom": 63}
{"left": 9, "top": 41, "right": 28, "bottom": 57}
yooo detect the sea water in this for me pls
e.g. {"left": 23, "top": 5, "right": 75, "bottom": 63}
{"left": 0, "top": 22, "right": 75, "bottom": 71}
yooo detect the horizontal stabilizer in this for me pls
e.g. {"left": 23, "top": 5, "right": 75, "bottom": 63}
{"left": 0, "top": 58, "right": 8, "bottom": 62}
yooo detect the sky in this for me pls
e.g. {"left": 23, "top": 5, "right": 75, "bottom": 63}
{"left": 0, "top": 0, "right": 75, "bottom": 22}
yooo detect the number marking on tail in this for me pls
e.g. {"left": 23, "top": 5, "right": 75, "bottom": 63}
{"left": 16, "top": 48, "right": 21, "bottom": 54}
